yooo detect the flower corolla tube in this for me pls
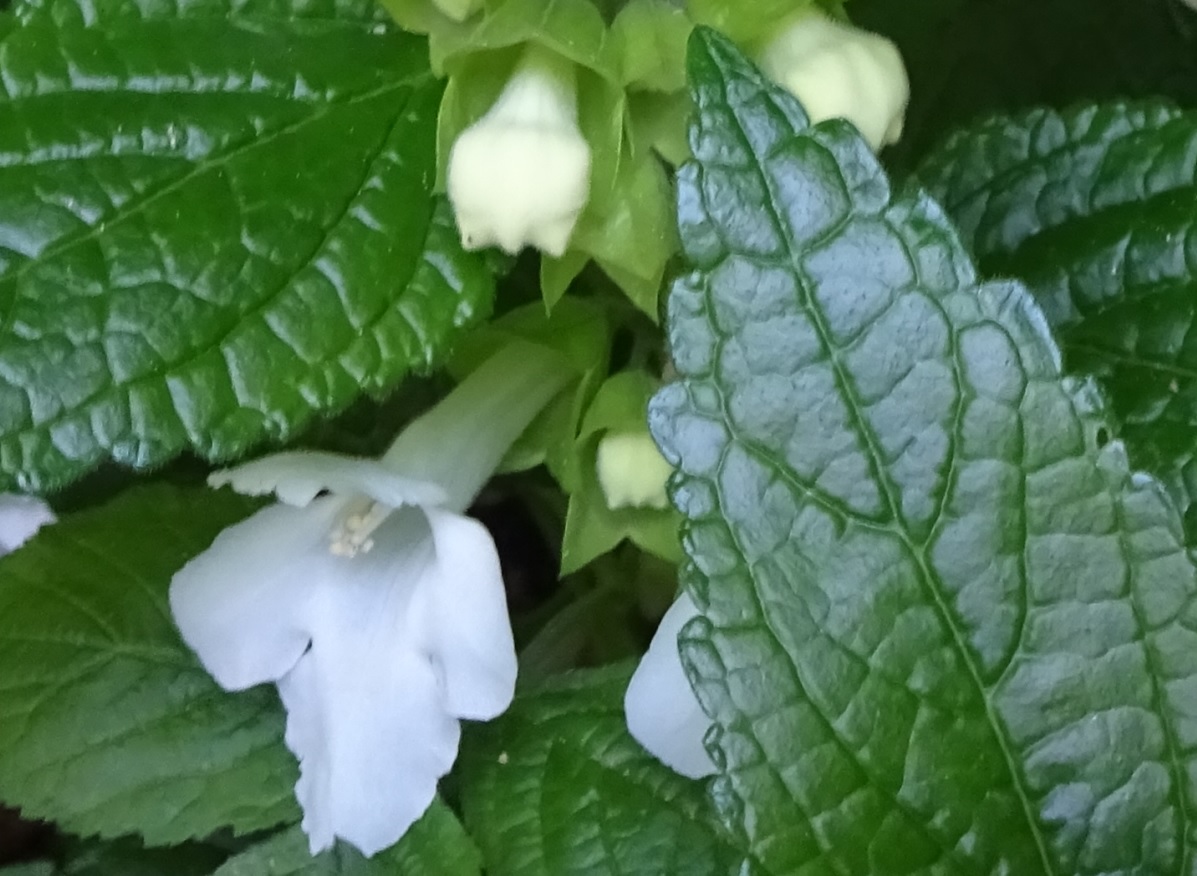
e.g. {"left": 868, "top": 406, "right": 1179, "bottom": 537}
{"left": 757, "top": 10, "right": 909, "bottom": 151}
{"left": 0, "top": 494, "right": 54, "bottom": 555}
{"left": 447, "top": 44, "right": 592, "bottom": 257}
{"left": 624, "top": 590, "right": 717, "bottom": 779}
{"left": 170, "top": 344, "right": 569, "bottom": 856}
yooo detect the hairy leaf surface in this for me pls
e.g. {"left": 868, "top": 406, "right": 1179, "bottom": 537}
{"left": 0, "top": 15, "right": 491, "bottom": 491}
{"left": 654, "top": 29, "right": 1197, "bottom": 874}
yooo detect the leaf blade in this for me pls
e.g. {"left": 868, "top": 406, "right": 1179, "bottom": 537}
{"left": 0, "top": 18, "right": 492, "bottom": 491}
{"left": 0, "top": 484, "right": 298, "bottom": 843}
{"left": 656, "top": 28, "right": 1197, "bottom": 875}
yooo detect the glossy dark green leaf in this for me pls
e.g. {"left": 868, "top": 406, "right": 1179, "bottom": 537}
{"left": 0, "top": 16, "right": 492, "bottom": 492}
{"left": 0, "top": 484, "right": 299, "bottom": 843}
{"left": 852, "top": 0, "right": 1197, "bottom": 173}
{"left": 460, "top": 666, "right": 742, "bottom": 876}
{"left": 211, "top": 806, "right": 481, "bottom": 876}
{"left": 13, "top": 0, "right": 386, "bottom": 27}
{"left": 655, "top": 28, "right": 1197, "bottom": 874}
{"left": 916, "top": 101, "right": 1197, "bottom": 537}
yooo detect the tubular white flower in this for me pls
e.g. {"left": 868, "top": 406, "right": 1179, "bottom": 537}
{"left": 757, "top": 10, "right": 909, "bottom": 151}
{"left": 170, "top": 343, "right": 570, "bottom": 857}
{"left": 595, "top": 430, "right": 673, "bottom": 511}
{"left": 447, "top": 45, "right": 592, "bottom": 257}
{"left": 624, "top": 591, "right": 716, "bottom": 779}
{"left": 0, "top": 494, "right": 54, "bottom": 555}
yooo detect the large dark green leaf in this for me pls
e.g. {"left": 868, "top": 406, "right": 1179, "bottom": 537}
{"left": 852, "top": 0, "right": 1197, "bottom": 172}
{"left": 0, "top": 484, "right": 298, "bottom": 842}
{"left": 460, "top": 666, "right": 742, "bottom": 876}
{"left": 915, "top": 101, "right": 1197, "bottom": 537}
{"left": 654, "top": 28, "right": 1197, "bottom": 873}
{"left": 0, "top": 12, "right": 492, "bottom": 492}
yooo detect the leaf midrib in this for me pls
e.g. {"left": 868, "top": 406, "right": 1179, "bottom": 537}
{"left": 0, "top": 79, "right": 422, "bottom": 469}
{"left": 714, "top": 73, "right": 1059, "bottom": 872}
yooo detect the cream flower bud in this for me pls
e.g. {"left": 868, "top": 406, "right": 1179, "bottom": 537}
{"left": 757, "top": 10, "right": 909, "bottom": 151}
{"left": 431, "top": 0, "right": 482, "bottom": 22}
{"left": 596, "top": 431, "right": 673, "bottom": 511}
{"left": 448, "top": 46, "right": 592, "bottom": 257}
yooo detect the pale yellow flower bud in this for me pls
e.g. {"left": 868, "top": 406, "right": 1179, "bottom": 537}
{"left": 758, "top": 10, "right": 909, "bottom": 151}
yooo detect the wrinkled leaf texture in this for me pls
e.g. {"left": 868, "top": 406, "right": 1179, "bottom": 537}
{"left": 653, "top": 28, "right": 1197, "bottom": 874}
{"left": 916, "top": 100, "right": 1197, "bottom": 542}
{"left": 460, "top": 666, "right": 742, "bottom": 876}
{"left": 0, "top": 484, "right": 296, "bottom": 843}
{"left": 0, "top": 0, "right": 492, "bottom": 492}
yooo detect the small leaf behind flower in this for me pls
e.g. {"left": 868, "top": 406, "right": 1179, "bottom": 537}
{"left": 459, "top": 665, "right": 743, "bottom": 876}
{"left": 210, "top": 805, "right": 480, "bottom": 876}
{"left": 0, "top": 484, "right": 297, "bottom": 843}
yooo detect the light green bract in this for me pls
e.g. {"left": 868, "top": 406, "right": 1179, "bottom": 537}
{"left": 642, "top": 28, "right": 1197, "bottom": 874}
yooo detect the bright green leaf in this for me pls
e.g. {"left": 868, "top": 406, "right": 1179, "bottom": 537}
{"left": 916, "top": 101, "right": 1197, "bottom": 537}
{"left": 656, "top": 28, "right": 1197, "bottom": 873}
{"left": 0, "top": 484, "right": 299, "bottom": 843}
{"left": 0, "top": 16, "right": 492, "bottom": 492}
{"left": 460, "top": 665, "right": 741, "bottom": 876}
{"left": 211, "top": 803, "right": 481, "bottom": 876}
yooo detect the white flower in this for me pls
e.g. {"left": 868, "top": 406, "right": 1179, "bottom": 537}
{"left": 624, "top": 591, "right": 716, "bottom": 778}
{"left": 0, "top": 494, "right": 54, "bottom": 555}
{"left": 447, "top": 45, "right": 591, "bottom": 257}
{"left": 170, "top": 344, "right": 569, "bottom": 857}
{"left": 757, "top": 10, "right": 909, "bottom": 151}
{"left": 595, "top": 431, "right": 673, "bottom": 511}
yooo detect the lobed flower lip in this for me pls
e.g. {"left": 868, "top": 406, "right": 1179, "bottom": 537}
{"left": 170, "top": 458, "right": 516, "bottom": 857}
{"left": 447, "top": 46, "right": 592, "bottom": 257}
{"left": 624, "top": 591, "right": 717, "bottom": 779}
{"left": 0, "top": 494, "right": 55, "bottom": 555}
{"left": 757, "top": 11, "right": 910, "bottom": 151}
{"left": 170, "top": 342, "right": 572, "bottom": 857}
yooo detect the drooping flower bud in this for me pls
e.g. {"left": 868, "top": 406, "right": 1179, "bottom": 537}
{"left": 430, "top": 0, "right": 482, "bottom": 22}
{"left": 595, "top": 430, "right": 672, "bottom": 511}
{"left": 757, "top": 10, "right": 909, "bottom": 151}
{"left": 448, "top": 45, "right": 592, "bottom": 256}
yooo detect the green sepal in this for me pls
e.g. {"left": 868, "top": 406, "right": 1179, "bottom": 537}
{"left": 541, "top": 151, "right": 677, "bottom": 318}
{"left": 433, "top": 0, "right": 624, "bottom": 212}
{"left": 449, "top": 299, "right": 611, "bottom": 481}
{"left": 686, "top": 0, "right": 815, "bottom": 46}
{"left": 378, "top": 0, "right": 478, "bottom": 42}
{"left": 560, "top": 371, "right": 682, "bottom": 574}
{"left": 610, "top": 0, "right": 692, "bottom": 92}
{"left": 628, "top": 90, "right": 693, "bottom": 165}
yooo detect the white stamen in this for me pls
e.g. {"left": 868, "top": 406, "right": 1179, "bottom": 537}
{"left": 329, "top": 502, "right": 391, "bottom": 557}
